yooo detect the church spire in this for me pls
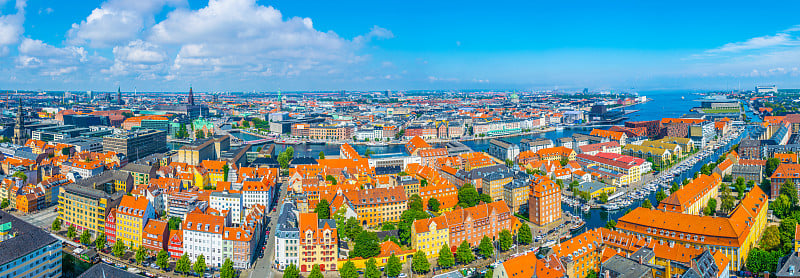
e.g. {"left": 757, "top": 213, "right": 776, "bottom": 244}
{"left": 188, "top": 86, "right": 195, "bottom": 106}
{"left": 117, "top": 86, "right": 123, "bottom": 105}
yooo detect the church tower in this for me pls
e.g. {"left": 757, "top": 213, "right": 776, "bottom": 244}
{"left": 117, "top": 87, "right": 123, "bottom": 105}
{"left": 13, "top": 99, "right": 24, "bottom": 145}
{"left": 188, "top": 86, "right": 195, "bottom": 106}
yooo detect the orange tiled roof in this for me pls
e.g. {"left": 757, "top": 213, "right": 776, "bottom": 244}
{"left": 590, "top": 129, "right": 625, "bottom": 140}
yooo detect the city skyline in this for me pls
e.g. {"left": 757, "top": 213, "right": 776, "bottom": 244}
{"left": 1, "top": 0, "right": 800, "bottom": 92}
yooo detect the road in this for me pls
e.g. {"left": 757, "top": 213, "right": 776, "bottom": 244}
{"left": 248, "top": 176, "right": 290, "bottom": 278}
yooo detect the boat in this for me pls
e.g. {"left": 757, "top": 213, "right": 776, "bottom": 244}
{"left": 306, "top": 141, "right": 326, "bottom": 145}
{"left": 570, "top": 220, "right": 586, "bottom": 232}
{"left": 581, "top": 205, "right": 590, "bottom": 213}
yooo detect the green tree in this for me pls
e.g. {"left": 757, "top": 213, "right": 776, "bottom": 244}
{"left": 641, "top": 199, "right": 652, "bottom": 209}
{"left": 428, "top": 197, "right": 440, "bottom": 212}
{"left": 220, "top": 258, "right": 235, "bottom": 278}
{"left": 283, "top": 263, "right": 300, "bottom": 278}
{"left": 760, "top": 226, "right": 781, "bottom": 251}
{"left": 386, "top": 254, "right": 402, "bottom": 277}
{"left": 438, "top": 244, "right": 455, "bottom": 269}
{"left": 458, "top": 183, "right": 479, "bottom": 207}
{"left": 193, "top": 254, "right": 207, "bottom": 274}
{"left": 315, "top": 198, "right": 331, "bottom": 219}
{"left": 319, "top": 151, "right": 325, "bottom": 159}
{"left": 352, "top": 231, "right": 380, "bottom": 259}
{"left": 67, "top": 225, "right": 77, "bottom": 238}
{"left": 499, "top": 229, "right": 513, "bottom": 251}
{"left": 706, "top": 198, "right": 717, "bottom": 215}
{"left": 0, "top": 198, "right": 7, "bottom": 209}
{"left": 486, "top": 269, "right": 494, "bottom": 278}
{"left": 761, "top": 179, "right": 772, "bottom": 196}
{"left": 135, "top": 248, "right": 146, "bottom": 265}
{"left": 343, "top": 217, "right": 363, "bottom": 240}
{"left": 780, "top": 180, "right": 799, "bottom": 206}
{"left": 420, "top": 179, "right": 428, "bottom": 187}
{"left": 113, "top": 241, "right": 126, "bottom": 257}
{"left": 176, "top": 254, "right": 192, "bottom": 274}
{"left": 51, "top": 218, "right": 61, "bottom": 231}
{"left": 505, "top": 159, "right": 513, "bottom": 168}
{"left": 339, "top": 261, "right": 358, "bottom": 278}
{"left": 195, "top": 129, "right": 205, "bottom": 139}
{"left": 277, "top": 152, "right": 289, "bottom": 169}
{"left": 222, "top": 164, "right": 230, "bottom": 182}
{"left": 780, "top": 218, "right": 798, "bottom": 248}
{"left": 409, "top": 194, "right": 423, "bottom": 211}
{"left": 176, "top": 124, "right": 189, "bottom": 139}
{"left": 766, "top": 158, "right": 781, "bottom": 177}
{"left": 412, "top": 250, "right": 431, "bottom": 274}
{"left": 62, "top": 147, "right": 70, "bottom": 156}
{"left": 480, "top": 194, "right": 492, "bottom": 204}
{"left": 746, "top": 248, "right": 781, "bottom": 274}
{"left": 157, "top": 250, "right": 170, "bottom": 270}
{"left": 670, "top": 182, "right": 680, "bottom": 194}
{"left": 11, "top": 171, "right": 26, "bottom": 183}
{"left": 518, "top": 224, "right": 532, "bottom": 245}
{"left": 168, "top": 217, "right": 182, "bottom": 230}
{"left": 772, "top": 194, "right": 792, "bottom": 218}
{"left": 365, "top": 258, "right": 380, "bottom": 278}
{"left": 456, "top": 240, "right": 474, "bottom": 264}
{"left": 381, "top": 222, "right": 396, "bottom": 231}
{"left": 656, "top": 189, "right": 667, "bottom": 203}
{"left": 598, "top": 191, "right": 608, "bottom": 203}
{"left": 308, "top": 264, "right": 323, "bottom": 278}
{"left": 80, "top": 230, "right": 92, "bottom": 245}
{"left": 325, "top": 174, "right": 338, "bottom": 185}
{"left": 95, "top": 234, "right": 106, "bottom": 250}
{"left": 479, "top": 236, "right": 494, "bottom": 258}
{"left": 559, "top": 158, "right": 569, "bottom": 167}
{"left": 605, "top": 219, "right": 617, "bottom": 229}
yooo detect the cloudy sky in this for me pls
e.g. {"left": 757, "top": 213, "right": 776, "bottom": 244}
{"left": 2, "top": 0, "right": 800, "bottom": 92}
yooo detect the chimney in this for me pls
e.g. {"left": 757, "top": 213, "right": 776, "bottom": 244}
{"left": 638, "top": 255, "right": 643, "bottom": 265}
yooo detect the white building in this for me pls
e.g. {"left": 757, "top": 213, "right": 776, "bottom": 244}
{"left": 240, "top": 178, "right": 273, "bottom": 214}
{"left": 274, "top": 203, "right": 299, "bottom": 270}
{"left": 183, "top": 210, "right": 230, "bottom": 268}
{"left": 210, "top": 191, "right": 243, "bottom": 224}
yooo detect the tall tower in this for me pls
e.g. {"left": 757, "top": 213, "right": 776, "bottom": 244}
{"left": 13, "top": 99, "right": 24, "bottom": 145}
{"left": 117, "top": 87, "right": 123, "bottom": 105}
{"left": 188, "top": 86, "right": 195, "bottom": 106}
{"left": 277, "top": 90, "right": 282, "bottom": 111}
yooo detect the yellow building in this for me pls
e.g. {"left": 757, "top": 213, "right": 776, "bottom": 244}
{"left": 58, "top": 184, "right": 124, "bottom": 235}
{"left": 482, "top": 171, "right": 513, "bottom": 202}
{"left": 115, "top": 195, "right": 154, "bottom": 249}
{"left": 552, "top": 230, "right": 601, "bottom": 278}
{"left": 574, "top": 181, "right": 616, "bottom": 199}
{"left": 201, "top": 160, "right": 228, "bottom": 187}
{"left": 502, "top": 179, "right": 529, "bottom": 213}
{"left": 616, "top": 185, "right": 768, "bottom": 271}
{"left": 795, "top": 224, "right": 800, "bottom": 252}
{"left": 411, "top": 216, "right": 449, "bottom": 258}
{"left": 337, "top": 241, "right": 414, "bottom": 269}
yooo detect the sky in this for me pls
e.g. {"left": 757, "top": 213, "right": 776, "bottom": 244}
{"left": 2, "top": 0, "right": 800, "bottom": 92}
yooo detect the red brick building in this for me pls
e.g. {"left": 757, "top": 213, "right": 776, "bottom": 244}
{"left": 142, "top": 219, "right": 169, "bottom": 254}
{"left": 443, "top": 201, "right": 513, "bottom": 248}
{"left": 528, "top": 174, "right": 561, "bottom": 226}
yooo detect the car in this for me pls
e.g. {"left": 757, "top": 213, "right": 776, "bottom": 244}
{"left": 129, "top": 258, "right": 136, "bottom": 264}
{"left": 398, "top": 274, "right": 407, "bottom": 278}
{"left": 152, "top": 264, "right": 160, "bottom": 270}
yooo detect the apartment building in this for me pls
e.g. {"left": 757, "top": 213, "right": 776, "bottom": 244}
{"left": 528, "top": 174, "right": 561, "bottom": 226}
{"left": 183, "top": 209, "right": 231, "bottom": 268}
{"left": 0, "top": 211, "right": 62, "bottom": 278}
{"left": 275, "top": 203, "right": 300, "bottom": 271}
{"left": 102, "top": 129, "right": 167, "bottom": 161}
{"left": 412, "top": 201, "right": 512, "bottom": 252}
{"left": 576, "top": 152, "right": 650, "bottom": 186}
{"left": 58, "top": 184, "right": 124, "bottom": 235}
{"left": 142, "top": 219, "right": 169, "bottom": 254}
{"left": 298, "top": 213, "right": 338, "bottom": 272}
{"left": 116, "top": 195, "right": 155, "bottom": 250}
{"left": 210, "top": 191, "right": 243, "bottom": 224}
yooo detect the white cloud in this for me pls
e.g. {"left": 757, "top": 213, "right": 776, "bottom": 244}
{"left": 146, "top": 0, "right": 388, "bottom": 80}
{"left": 67, "top": 0, "right": 186, "bottom": 47}
{"left": 0, "top": 0, "right": 26, "bottom": 55}
{"left": 113, "top": 40, "right": 166, "bottom": 64}
{"left": 706, "top": 33, "right": 796, "bottom": 54}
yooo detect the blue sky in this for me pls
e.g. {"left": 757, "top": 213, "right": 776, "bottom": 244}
{"left": 2, "top": 0, "right": 800, "bottom": 92}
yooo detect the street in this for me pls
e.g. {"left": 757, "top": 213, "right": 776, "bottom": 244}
{"left": 17, "top": 206, "right": 58, "bottom": 229}
{"left": 247, "top": 177, "right": 290, "bottom": 278}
